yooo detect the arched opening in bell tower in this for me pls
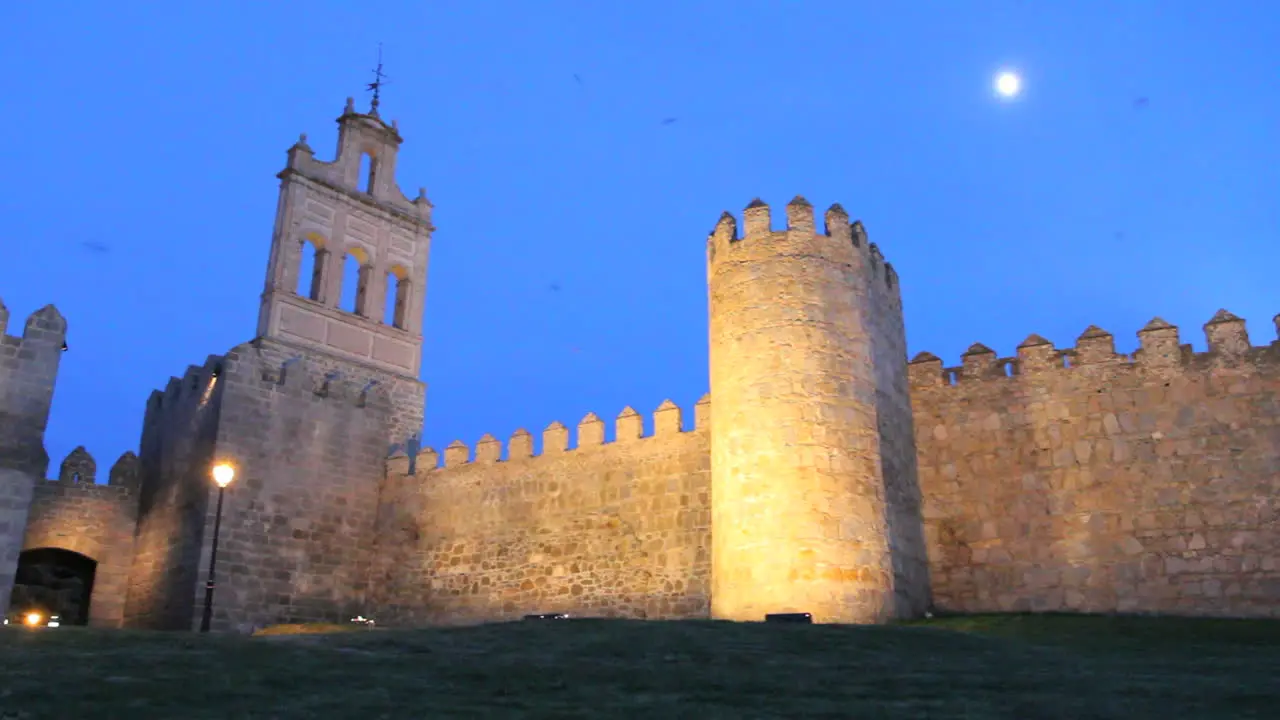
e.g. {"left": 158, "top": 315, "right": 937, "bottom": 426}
{"left": 384, "top": 265, "right": 410, "bottom": 329}
{"left": 340, "top": 246, "right": 372, "bottom": 316}
{"left": 358, "top": 151, "right": 377, "bottom": 194}
{"left": 295, "top": 234, "right": 327, "bottom": 301}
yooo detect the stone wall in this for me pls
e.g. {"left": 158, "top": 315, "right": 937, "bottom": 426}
{"left": 124, "top": 356, "right": 225, "bottom": 629}
{"left": 909, "top": 311, "right": 1280, "bottom": 617}
{"left": 0, "top": 471, "right": 34, "bottom": 620}
{"left": 0, "top": 301, "right": 65, "bottom": 620}
{"left": 22, "top": 448, "right": 140, "bottom": 627}
{"left": 373, "top": 397, "right": 711, "bottom": 626}
{"left": 201, "top": 337, "right": 417, "bottom": 633}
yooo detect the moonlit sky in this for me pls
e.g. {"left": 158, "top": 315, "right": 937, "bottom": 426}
{"left": 2, "top": 1, "right": 1278, "bottom": 474}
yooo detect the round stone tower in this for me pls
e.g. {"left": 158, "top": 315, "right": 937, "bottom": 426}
{"left": 707, "top": 196, "right": 922, "bottom": 624}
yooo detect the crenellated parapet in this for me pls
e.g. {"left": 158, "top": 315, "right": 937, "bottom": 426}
{"left": 57, "top": 446, "right": 96, "bottom": 484}
{"left": 37, "top": 447, "right": 140, "bottom": 497}
{"left": 142, "top": 354, "right": 227, "bottom": 428}
{"left": 387, "top": 395, "right": 709, "bottom": 475}
{"left": 108, "top": 451, "right": 140, "bottom": 488}
{"left": 706, "top": 197, "right": 901, "bottom": 306}
{"left": 908, "top": 309, "right": 1280, "bottom": 390}
{"left": 0, "top": 298, "right": 68, "bottom": 474}
{"left": 246, "top": 352, "right": 395, "bottom": 413}
{"left": 0, "top": 298, "right": 67, "bottom": 353}
{"left": 144, "top": 347, "right": 396, "bottom": 426}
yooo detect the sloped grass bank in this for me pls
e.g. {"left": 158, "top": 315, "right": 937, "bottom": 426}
{"left": 0, "top": 613, "right": 1276, "bottom": 719}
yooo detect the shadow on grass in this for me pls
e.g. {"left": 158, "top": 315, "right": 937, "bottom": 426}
{"left": 0, "top": 613, "right": 1276, "bottom": 719}
{"left": 907, "top": 611, "right": 1280, "bottom": 651}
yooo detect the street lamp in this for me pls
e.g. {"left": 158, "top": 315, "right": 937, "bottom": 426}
{"left": 199, "top": 462, "right": 236, "bottom": 633}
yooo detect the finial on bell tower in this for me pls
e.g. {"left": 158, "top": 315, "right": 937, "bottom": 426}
{"left": 366, "top": 43, "right": 389, "bottom": 117}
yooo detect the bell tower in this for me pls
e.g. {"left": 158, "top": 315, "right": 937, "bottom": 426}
{"left": 256, "top": 96, "right": 433, "bottom": 379}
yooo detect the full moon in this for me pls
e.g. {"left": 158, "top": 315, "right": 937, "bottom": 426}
{"left": 995, "top": 71, "right": 1022, "bottom": 98}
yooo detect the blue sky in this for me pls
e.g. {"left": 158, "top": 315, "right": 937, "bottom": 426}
{"left": 2, "top": 1, "right": 1277, "bottom": 474}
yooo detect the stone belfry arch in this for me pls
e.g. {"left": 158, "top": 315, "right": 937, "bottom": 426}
{"left": 256, "top": 96, "right": 434, "bottom": 378}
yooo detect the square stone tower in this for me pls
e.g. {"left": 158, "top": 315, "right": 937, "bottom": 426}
{"left": 125, "top": 97, "right": 434, "bottom": 632}
{"left": 0, "top": 303, "right": 66, "bottom": 620}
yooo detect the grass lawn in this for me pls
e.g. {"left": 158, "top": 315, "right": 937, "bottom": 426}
{"left": 1, "top": 613, "right": 1278, "bottom": 718}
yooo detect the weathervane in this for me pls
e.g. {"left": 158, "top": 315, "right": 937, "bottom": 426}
{"left": 367, "top": 43, "right": 389, "bottom": 115}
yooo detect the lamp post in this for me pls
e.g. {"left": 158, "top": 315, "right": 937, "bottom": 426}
{"left": 199, "top": 462, "right": 236, "bottom": 633}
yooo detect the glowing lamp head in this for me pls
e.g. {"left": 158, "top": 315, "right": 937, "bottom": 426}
{"left": 212, "top": 463, "right": 236, "bottom": 488}
{"left": 24, "top": 612, "right": 43, "bottom": 627}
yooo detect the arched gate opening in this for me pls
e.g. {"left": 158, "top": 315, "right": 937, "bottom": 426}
{"left": 7, "top": 548, "right": 97, "bottom": 626}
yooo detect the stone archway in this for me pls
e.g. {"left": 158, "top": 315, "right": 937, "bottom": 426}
{"left": 8, "top": 548, "right": 97, "bottom": 625}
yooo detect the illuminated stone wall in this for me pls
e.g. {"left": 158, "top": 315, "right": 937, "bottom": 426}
{"left": 910, "top": 312, "right": 1280, "bottom": 617}
{"left": 373, "top": 398, "right": 711, "bottom": 625}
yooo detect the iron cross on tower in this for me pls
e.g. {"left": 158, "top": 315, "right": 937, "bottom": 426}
{"left": 367, "top": 43, "right": 389, "bottom": 115}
